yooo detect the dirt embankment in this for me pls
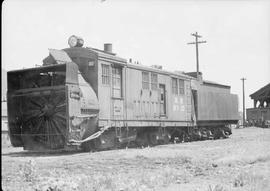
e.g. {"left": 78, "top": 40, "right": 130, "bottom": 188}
{"left": 2, "top": 127, "right": 270, "bottom": 191}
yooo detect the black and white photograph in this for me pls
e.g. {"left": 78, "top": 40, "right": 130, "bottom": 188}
{"left": 2, "top": 0, "right": 270, "bottom": 190}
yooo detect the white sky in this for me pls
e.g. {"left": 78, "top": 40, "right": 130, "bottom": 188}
{"left": 2, "top": 0, "right": 270, "bottom": 110}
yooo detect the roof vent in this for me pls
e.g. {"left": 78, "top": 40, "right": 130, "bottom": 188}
{"left": 104, "top": 43, "right": 112, "bottom": 53}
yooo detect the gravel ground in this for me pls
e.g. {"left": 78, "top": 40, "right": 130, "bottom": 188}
{"left": 2, "top": 127, "right": 270, "bottom": 191}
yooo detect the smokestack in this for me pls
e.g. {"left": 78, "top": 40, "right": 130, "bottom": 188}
{"left": 104, "top": 43, "right": 112, "bottom": 53}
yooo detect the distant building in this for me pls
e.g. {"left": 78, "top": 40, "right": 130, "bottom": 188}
{"left": 246, "top": 83, "right": 270, "bottom": 128}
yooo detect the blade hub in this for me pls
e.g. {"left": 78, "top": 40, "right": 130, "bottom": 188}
{"left": 42, "top": 104, "right": 55, "bottom": 117}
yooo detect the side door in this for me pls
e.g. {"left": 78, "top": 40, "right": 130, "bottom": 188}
{"left": 112, "top": 66, "right": 124, "bottom": 120}
{"left": 159, "top": 84, "right": 166, "bottom": 116}
{"left": 191, "top": 90, "right": 198, "bottom": 120}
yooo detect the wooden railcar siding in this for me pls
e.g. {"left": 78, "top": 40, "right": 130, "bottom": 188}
{"left": 95, "top": 50, "right": 194, "bottom": 127}
{"left": 120, "top": 66, "right": 192, "bottom": 125}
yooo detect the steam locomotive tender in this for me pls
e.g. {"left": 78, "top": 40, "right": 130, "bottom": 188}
{"left": 7, "top": 36, "right": 239, "bottom": 151}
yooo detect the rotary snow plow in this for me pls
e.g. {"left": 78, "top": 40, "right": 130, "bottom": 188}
{"left": 7, "top": 49, "right": 99, "bottom": 150}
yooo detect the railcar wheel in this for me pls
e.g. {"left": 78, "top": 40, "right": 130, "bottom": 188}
{"left": 120, "top": 141, "right": 137, "bottom": 149}
{"left": 93, "top": 130, "right": 117, "bottom": 150}
{"left": 135, "top": 132, "right": 150, "bottom": 147}
{"left": 212, "top": 129, "right": 220, "bottom": 139}
{"left": 170, "top": 134, "right": 176, "bottom": 143}
{"left": 206, "top": 130, "right": 214, "bottom": 140}
{"left": 190, "top": 129, "right": 201, "bottom": 141}
{"left": 183, "top": 132, "right": 190, "bottom": 142}
{"left": 200, "top": 129, "right": 208, "bottom": 140}
{"left": 81, "top": 140, "right": 96, "bottom": 152}
{"left": 162, "top": 133, "right": 171, "bottom": 144}
{"left": 149, "top": 132, "right": 158, "bottom": 146}
{"left": 221, "top": 130, "right": 228, "bottom": 138}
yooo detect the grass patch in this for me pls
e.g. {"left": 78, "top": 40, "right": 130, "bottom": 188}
{"left": 19, "top": 159, "right": 37, "bottom": 183}
{"left": 233, "top": 172, "right": 270, "bottom": 191}
{"left": 207, "top": 184, "right": 227, "bottom": 191}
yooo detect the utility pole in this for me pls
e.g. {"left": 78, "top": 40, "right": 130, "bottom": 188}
{"left": 187, "top": 32, "right": 207, "bottom": 79}
{"left": 241, "top": 78, "right": 246, "bottom": 127}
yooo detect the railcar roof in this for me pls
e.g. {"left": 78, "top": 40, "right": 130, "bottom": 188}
{"left": 87, "top": 47, "right": 126, "bottom": 63}
{"left": 127, "top": 62, "right": 194, "bottom": 80}
{"left": 88, "top": 47, "right": 194, "bottom": 80}
{"left": 203, "top": 80, "right": 231, "bottom": 89}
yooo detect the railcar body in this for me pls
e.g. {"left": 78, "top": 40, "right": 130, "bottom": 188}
{"left": 7, "top": 36, "right": 239, "bottom": 151}
{"left": 192, "top": 77, "right": 238, "bottom": 127}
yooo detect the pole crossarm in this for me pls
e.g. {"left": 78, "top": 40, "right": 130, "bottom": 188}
{"left": 187, "top": 32, "right": 207, "bottom": 79}
{"left": 191, "top": 33, "right": 202, "bottom": 38}
{"left": 187, "top": 41, "right": 207, "bottom": 45}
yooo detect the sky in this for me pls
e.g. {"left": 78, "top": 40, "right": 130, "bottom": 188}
{"left": 2, "top": 0, "right": 270, "bottom": 111}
